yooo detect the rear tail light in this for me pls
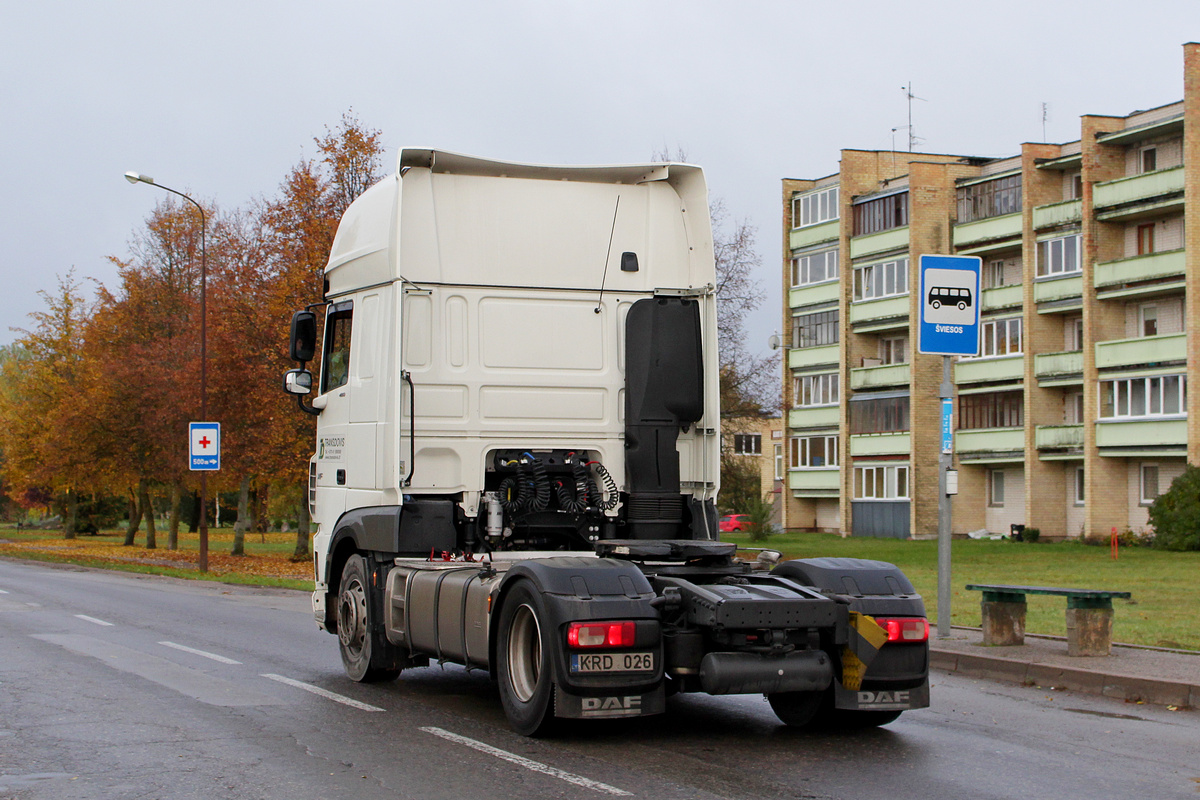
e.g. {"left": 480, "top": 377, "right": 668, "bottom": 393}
{"left": 567, "top": 621, "right": 636, "bottom": 648}
{"left": 876, "top": 617, "right": 929, "bottom": 643}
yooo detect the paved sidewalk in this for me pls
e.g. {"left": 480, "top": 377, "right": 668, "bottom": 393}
{"left": 930, "top": 627, "right": 1200, "bottom": 708}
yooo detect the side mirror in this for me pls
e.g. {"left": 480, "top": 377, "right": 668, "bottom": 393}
{"left": 283, "top": 368, "right": 314, "bottom": 396}
{"left": 289, "top": 310, "right": 317, "bottom": 363}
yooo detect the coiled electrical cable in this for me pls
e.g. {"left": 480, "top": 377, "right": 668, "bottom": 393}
{"left": 587, "top": 460, "right": 620, "bottom": 511}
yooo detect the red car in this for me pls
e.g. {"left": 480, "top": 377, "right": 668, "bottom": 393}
{"left": 719, "top": 514, "right": 750, "bottom": 533}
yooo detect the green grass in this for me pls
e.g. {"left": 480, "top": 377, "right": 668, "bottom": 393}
{"left": 726, "top": 531, "right": 1200, "bottom": 651}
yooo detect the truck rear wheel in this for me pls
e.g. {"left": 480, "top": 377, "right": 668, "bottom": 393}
{"left": 337, "top": 554, "right": 401, "bottom": 683}
{"left": 497, "top": 582, "right": 556, "bottom": 736}
{"left": 766, "top": 690, "right": 824, "bottom": 728}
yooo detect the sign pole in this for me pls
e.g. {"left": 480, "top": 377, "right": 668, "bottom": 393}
{"left": 917, "top": 254, "right": 980, "bottom": 640}
{"left": 937, "top": 355, "right": 953, "bottom": 639}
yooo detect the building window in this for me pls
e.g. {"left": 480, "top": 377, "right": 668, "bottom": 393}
{"left": 959, "top": 391, "right": 1023, "bottom": 430}
{"left": 984, "top": 259, "right": 1014, "bottom": 289}
{"left": 1068, "top": 172, "right": 1083, "bottom": 200}
{"left": 855, "top": 465, "right": 909, "bottom": 500}
{"left": 792, "top": 186, "right": 840, "bottom": 229}
{"left": 1064, "top": 390, "right": 1084, "bottom": 425}
{"left": 790, "top": 436, "right": 839, "bottom": 469}
{"left": 853, "top": 257, "right": 909, "bottom": 301}
{"left": 1100, "top": 375, "right": 1186, "bottom": 419}
{"left": 1140, "top": 304, "right": 1158, "bottom": 337}
{"left": 1037, "top": 234, "right": 1082, "bottom": 277}
{"left": 732, "top": 434, "right": 762, "bottom": 455}
{"left": 974, "top": 316, "right": 1022, "bottom": 357}
{"left": 794, "top": 373, "right": 839, "bottom": 407}
{"left": 791, "top": 248, "right": 839, "bottom": 287}
{"left": 1066, "top": 315, "right": 1084, "bottom": 351}
{"left": 774, "top": 444, "right": 784, "bottom": 481}
{"left": 880, "top": 335, "right": 908, "bottom": 365}
{"left": 792, "top": 309, "right": 839, "bottom": 348}
{"left": 1074, "top": 466, "right": 1085, "bottom": 506}
{"left": 850, "top": 395, "right": 910, "bottom": 434}
{"left": 853, "top": 192, "right": 908, "bottom": 236}
{"left": 1136, "top": 223, "right": 1155, "bottom": 256}
{"left": 956, "top": 174, "right": 1022, "bottom": 223}
{"left": 1140, "top": 146, "right": 1157, "bottom": 174}
{"left": 988, "top": 470, "right": 1005, "bottom": 507}
{"left": 1140, "top": 464, "right": 1160, "bottom": 505}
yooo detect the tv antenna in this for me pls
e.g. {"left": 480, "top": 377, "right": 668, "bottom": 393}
{"left": 1041, "top": 102, "right": 1050, "bottom": 142}
{"left": 901, "top": 82, "right": 926, "bottom": 151}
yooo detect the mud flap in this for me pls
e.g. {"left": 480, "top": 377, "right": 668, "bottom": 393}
{"left": 841, "top": 611, "right": 888, "bottom": 691}
{"left": 554, "top": 685, "right": 666, "bottom": 720}
{"left": 834, "top": 677, "right": 930, "bottom": 711}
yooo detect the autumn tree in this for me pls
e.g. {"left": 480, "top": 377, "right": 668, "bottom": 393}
{"left": 88, "top": 198, "right": 214, "bottom": 549}
{"left": 0, "top": 272, "right": 103, "bottom": 537}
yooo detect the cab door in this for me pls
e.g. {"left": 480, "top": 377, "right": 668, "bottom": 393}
{"left": 313, "top": 301, "right": 353, "bottom": 525}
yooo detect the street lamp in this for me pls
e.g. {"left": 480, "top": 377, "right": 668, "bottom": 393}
{"left": 124, "top": 172, "right": 211, "bottom": 573}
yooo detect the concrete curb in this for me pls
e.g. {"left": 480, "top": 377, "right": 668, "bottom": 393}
{"left": 930, "top": 646, "right": 1200, "bottom": 708}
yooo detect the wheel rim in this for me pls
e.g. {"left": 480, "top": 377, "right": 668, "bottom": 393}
{"left": 338, "top": 577, "right": 368, "bottom": 658}
{"left": 507, "top": 603, "right": 542, "bottom": 703}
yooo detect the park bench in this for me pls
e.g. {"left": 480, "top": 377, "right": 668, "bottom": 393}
{"left": 964, "top": 584, "right": 1132, "bottom": 657}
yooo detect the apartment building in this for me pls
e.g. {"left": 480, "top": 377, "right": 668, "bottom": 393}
{"left": 780, "top": 43, "right": 1200, "bottom": 540}
{"left": 722, "top": 415, "right": 785, "bottom": 525}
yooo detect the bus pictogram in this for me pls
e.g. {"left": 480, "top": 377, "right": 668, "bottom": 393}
{"left": 927, "top": 286, "right": 972, "bottom": 311}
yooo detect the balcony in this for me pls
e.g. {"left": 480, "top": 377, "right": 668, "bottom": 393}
{"left": 789, "top": 344, "right": 839, "bottom": 370}
{"left": 1035, "top": 424, "right": 1083, "bottom": 450}
{"left": 849, "top": 432, "right": 910, "bottom": 457}
{"left": 1093, "top": 166, "right": 1184, "bottom": 217}
{"left": 1034, "top": 274, "right": 1083, "bottom": 304}
{"left": 956, "top": 427, "right": 1024, "bottom": 456}
{"left": 849, "top": 294, "right": 909, "bottom": 328}
{"left": 952, "top": 212, "right": 1021, "bottom": 248}
{"left": 1096, "top": 418, "right": 1187, "bottom": 450}
{"left": 1032, "top": 199, "right": 1082, "bottom": 230}
{"left": 1094, "top": 249, "right": 1185, "bottom": 290}
{"left": 1094, "top": 332, "right": 1186, "bottom": 370}
{"left": 956, "top": 354, "right": 1024, "bottom": 385}
{"left": 789, "top": 220, "right": 840, "bottom": 251}
{"left": 981, "top": 284, "right": 1022, "bottom": 311}
{"left": 789, "top": 280, "right": 840, "bottom": 309}
{"left": 850, "top": 362, "right": 910, "bottom": 390}
{"left": 1034, "top": 350, "right": 1083, "bottom": 384}
{"left": 788, "top": 469, "right": 841, "bottom": 493}
{"left": 849, "top": 227, "right": 908, "bottom": 259}
{"left": 788, "top": 405, "right": 839, "bottom": 430}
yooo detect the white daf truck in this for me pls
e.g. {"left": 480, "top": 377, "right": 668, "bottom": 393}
{"left": 282, "top": 148, "right": 929, "bottom": 735}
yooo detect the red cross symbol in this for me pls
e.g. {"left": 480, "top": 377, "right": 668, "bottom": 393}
{"left": 198, "top": 436, "right": 212, "bottom": 449}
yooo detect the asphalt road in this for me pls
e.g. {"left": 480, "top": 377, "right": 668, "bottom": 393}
{"left": 1, "top": 559, "right": 1197, "bottom": 800}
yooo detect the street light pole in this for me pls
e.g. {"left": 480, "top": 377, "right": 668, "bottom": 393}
{"left": 124, "top": 172, "right": 210, "bottom": 573}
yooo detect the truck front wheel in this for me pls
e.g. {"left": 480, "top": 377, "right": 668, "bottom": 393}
{"left": 766, "top": 691, "right": 824, "bottom": 728}
{"left": 497, "top": 582, "right": 556, "bottom": 736}
{"left": 337, "top": 554, "right": 401, "bottom": 683}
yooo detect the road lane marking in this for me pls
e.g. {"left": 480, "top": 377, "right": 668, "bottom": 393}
{"left": 420, "top": 726, "right": 631, "bottom": 796}
{"left": 158, "top": 641, "right": 242, "bottom": 665}
{"left": 32, "top": 634, "right": 283, "bottom": 707}
{"left": 74, "top": 614, "right": 113, "bottom": 626}
{"left": 260, "top": 674, "right": 384, "bottom": 712}
{"left": 0, "top": 588, "right": 9, "bottom": 593}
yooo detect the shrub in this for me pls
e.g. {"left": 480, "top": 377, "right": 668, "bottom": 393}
{"left": 1147, "top": 465, "right": 1200, "bottom": 551}
{"left": 743, "top": 493, "right": 775, "bottom": 543}
{"left": 1021, "top": 527, "right": 1040, "bottom": 543}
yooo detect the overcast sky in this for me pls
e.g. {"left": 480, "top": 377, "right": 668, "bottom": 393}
{"left": 2, "top": 1, "right": 1195, "bottom": 358}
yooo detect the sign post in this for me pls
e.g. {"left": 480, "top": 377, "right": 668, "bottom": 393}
{"left": 918, "top": 255, "right": 981, "bottom": 639}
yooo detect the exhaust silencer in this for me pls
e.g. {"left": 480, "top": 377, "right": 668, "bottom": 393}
{"left": 699, "top": 650, "right": 833, "bottom": 695}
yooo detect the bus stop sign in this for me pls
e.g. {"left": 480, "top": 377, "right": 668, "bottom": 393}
{"left": 918, "top": 254, "right": 981, "bottom": 356}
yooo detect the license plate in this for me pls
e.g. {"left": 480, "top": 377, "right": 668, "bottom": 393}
{"left": 570, "top": 652, "right": 655, "bottom": 674}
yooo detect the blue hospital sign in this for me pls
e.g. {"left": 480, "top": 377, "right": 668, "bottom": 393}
{"left": 918, "top": 255, "right": 981, "bottom": 356}
{"left": 189, "top": 422, "right": 221, "bottom": 471}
